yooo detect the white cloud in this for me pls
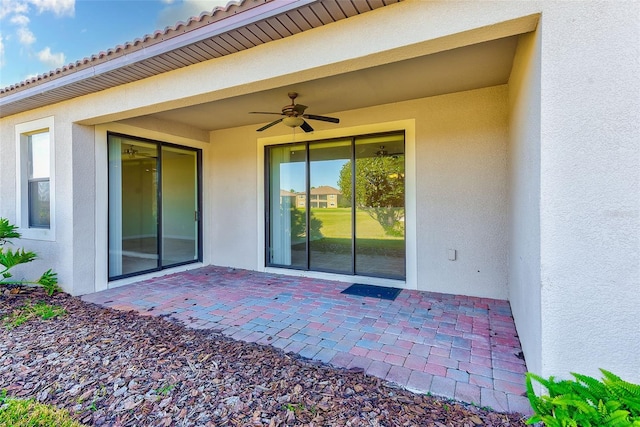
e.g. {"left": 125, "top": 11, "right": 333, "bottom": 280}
{"left": 0, "top": 0, "right": 28, "bottom": 20}
{"left": 37, "top": 46, "right": 65, "bottom": 68}
{"left": 0, "top": 33, "right": 5, "bottom": 67}
{"left": 29, "top": 0, "right": 74, "bottom": 17}
{"left": 1, "top": 0, "right": 74, "bottom": 67}
{"left": 10, "top": 13, "right": 29, "bottom": 26}
{"left": 157, "top": 0, "right": 231, "bottom": 28}
{"left": 17, "top": 26, "right": 35, "bottom": 45}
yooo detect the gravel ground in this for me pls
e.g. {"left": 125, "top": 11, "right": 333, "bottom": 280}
{"left": 0, "top": 287, "right": 528, "bottom": 426}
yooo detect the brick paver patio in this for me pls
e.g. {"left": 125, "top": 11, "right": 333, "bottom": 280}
{"left": 82, "top": 266, "right": 531, "bottom": 414}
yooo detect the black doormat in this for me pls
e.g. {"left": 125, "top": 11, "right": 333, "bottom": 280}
{"left": 341, "top": 283, "right": 402, "bottom": 301}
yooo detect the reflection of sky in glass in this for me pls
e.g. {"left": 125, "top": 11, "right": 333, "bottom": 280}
{"left": 280, "top": 159, "right": 347, "bottom": 192}
{"left": 29, "top": 132, "right": 50, "bottom": 179}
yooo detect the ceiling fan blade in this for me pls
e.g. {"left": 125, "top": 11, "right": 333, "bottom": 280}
{"left": 293, "top": 104, "right": 308, "bottom": 115}
{"left": 300, "top": 120, "right": 314, "bottom": 133}
{"left": 257, "top": 118, "right": 284, "bottom": 132}
{"left": 249, "top": 111, "right": 284, "bottom": 115}
{"left": 303, "top": 114, "right": 339, "bottom": 124}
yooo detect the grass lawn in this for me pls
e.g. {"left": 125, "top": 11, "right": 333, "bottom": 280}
{"left": 0, "top": 392, "right": 86, "bottom": 427}
{"left": 303, "top": 208, "right": 404, "bottom": 256}
{"left": 310, "top": 208, "right": 403, "bottom": 240}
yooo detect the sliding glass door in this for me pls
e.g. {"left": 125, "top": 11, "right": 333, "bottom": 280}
{"left": 108, "top": 134, "right": 200, "bottom": 280}
{"left": 266, "top": 131, "right": 405, "bottom": 280}
{"left": 161, "top": 146, "right": 199, "bottom": 267}
{"left": 308, "top": 139, "right": 353, "bottom": 274}
{"left": 267, "top": 144, "right": 306, "bottom": 269}
{"left": 354, "top": 133, "right": 405, "bottom": 278}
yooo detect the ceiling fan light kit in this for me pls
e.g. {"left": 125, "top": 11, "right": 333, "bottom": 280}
{"left": 282, "top": 116, "right": 304, "bottom": 128}
{"left": 250, "top": 92, "right": 339, "bottom": 133}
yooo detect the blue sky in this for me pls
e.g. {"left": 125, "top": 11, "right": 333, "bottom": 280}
{"left": 280, "top": 159, "right": 347, "bottom": 193}
{"left": 0, "top": 0, "right": 230, "bottom": 88}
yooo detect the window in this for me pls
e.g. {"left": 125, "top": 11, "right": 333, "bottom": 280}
{"left": 27, "top": 132, "right": 51, "bottom": 228}
{"left": 16, "top": 117, "right": 55, "bottom": 239}
{"left": 266, "top": 131, "right": 406, "bottom": 280}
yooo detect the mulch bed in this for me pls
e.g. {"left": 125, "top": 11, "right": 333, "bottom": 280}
{"left": 0, "top": 287, "right": 528, "bottom": 426}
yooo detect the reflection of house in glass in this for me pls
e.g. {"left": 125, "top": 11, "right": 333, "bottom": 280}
{"left": 296, "top": 186, "right": 341, "bottom": 208}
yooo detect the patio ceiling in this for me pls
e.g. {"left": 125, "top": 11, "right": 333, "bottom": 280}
{"left": 119, "top": 34, "right": 520, "bottom": 133}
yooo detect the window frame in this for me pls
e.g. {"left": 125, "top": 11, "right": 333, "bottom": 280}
{"left": 15, "top": 116, "right": 56, "bottom": 241}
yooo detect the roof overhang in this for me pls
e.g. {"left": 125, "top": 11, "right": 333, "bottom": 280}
{"left": 0, "top": 0, "right": 399, "bottom": 118}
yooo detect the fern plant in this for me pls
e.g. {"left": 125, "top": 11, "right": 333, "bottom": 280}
{"left": 526, "top": 369, "right": 640, "bottom": 427}
{"left": 0, "top": 218, "right": 60, "bottom": 295}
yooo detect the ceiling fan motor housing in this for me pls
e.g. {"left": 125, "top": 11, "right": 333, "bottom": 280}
{"left": 250, "top": 92, "right": 339, "bottom": 132}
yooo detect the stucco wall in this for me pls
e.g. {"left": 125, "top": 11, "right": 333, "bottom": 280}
{"left": 415, "top": 87, "right": 508, "bottom": 299}
{"left": 71, "top": 124, "right": 96, "bottom": 296}
{"left": 508, "top": 31, "right": 542, "bottom": 377}
{"left": 207, "top": 125, "right": 260, "bottom": 271}
{"left": 0, "top": 112, "right": 80, "bottom": 295}
{"left": 209, "top": 86, "right": 509, "bottom": 299}
{"left": 537, "top": 2, "right": 640, "bottom": 382}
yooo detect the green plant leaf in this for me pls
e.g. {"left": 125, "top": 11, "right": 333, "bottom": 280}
{"left": 37, "top": 269, "right": 60, "bottom": 296}
{"left": 0, "top": 218, "right": 59, "bottom": 295}
{"left": 0, "top": 218, "right": 21, "bottom": 244}
{"left": 0, "top": 248, "right": 37, "bottom": 269}
{"left": 527, "top": 370, "right": 640, "bottom": 427}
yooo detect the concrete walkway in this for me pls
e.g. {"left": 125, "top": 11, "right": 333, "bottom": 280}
{"left": 82, "top": 266, "right": 531, "bottom": 414}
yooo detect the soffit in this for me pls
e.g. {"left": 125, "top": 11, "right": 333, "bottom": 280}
{"left": 124, "top": 35, "right": 520, "bottom": 133}
{"left": 0, "top": 0, "right": 399, "bottom": 118}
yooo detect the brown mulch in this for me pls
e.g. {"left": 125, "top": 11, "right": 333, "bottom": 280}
{"left": 0, "top": 287, "right": 527, "bottom": 426}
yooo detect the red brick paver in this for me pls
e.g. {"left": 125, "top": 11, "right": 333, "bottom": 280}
{"left": 82, "top": 266, "right": 530, "bottom": 414}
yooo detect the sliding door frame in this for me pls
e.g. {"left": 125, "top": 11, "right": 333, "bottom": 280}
{"left": 107, "top": 132, "right": 202, "bottom": 281}
{"left": 265, "top": 130, "right": 406, "bottom": 280}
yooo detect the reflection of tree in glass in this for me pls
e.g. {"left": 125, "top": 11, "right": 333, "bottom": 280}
{"left": 288, "top": 207, "right": 323, "bottom": 242}
{"left": 338, "top": 156, "right": 405, "bottom": 237}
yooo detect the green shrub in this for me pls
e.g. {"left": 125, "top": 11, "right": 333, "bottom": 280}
{"left": 0, "top": 390, "right": 86, "bottom": 427}
{"left": 288, "top": 207, "right": 323, "bottom": 242}
{"left": 526, "top": 369, "right": 640, "bottom": 427}
{"left": 0, "top": 218, "right": 60, "bottom": 295}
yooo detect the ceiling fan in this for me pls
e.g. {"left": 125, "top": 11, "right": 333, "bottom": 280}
{"left": 250, "top": 92, "right": 339, "bottom": 132}
{"left": 375, "top": 145, "right": 404, "bottom": 159}
{"left": 122, "top": 145, "right": 156, "bottom": 159}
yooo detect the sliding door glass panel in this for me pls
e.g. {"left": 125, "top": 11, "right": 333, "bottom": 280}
{"left": 161, "top": 146, "right": 198, "bottom": 267}
{"left": 309, "top": 139, "right": 352, "bottom": 274}
{"left": 108, "top": 136, "right": 159, "bottom": 278}
{"left": 354, "top": 134, "right": 405, "bottom": 279}
{"left": 268, "top": 144, "right": 306, "bottom": 268}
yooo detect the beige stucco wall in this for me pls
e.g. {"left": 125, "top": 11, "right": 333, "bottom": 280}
{"left": 207, "top": 124, "right": 259, "bottom": 271}
{"left": 506, "top": 2, "right": 640, "bottom": 384}
{"left": 415, "top": 87, "right": 508, "bottom": 298}
{"left": 536, "top": 2, "right": 640, "bottom": 383}
{"left": 508, "top": 30, "right": 542, "bottom": 378}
